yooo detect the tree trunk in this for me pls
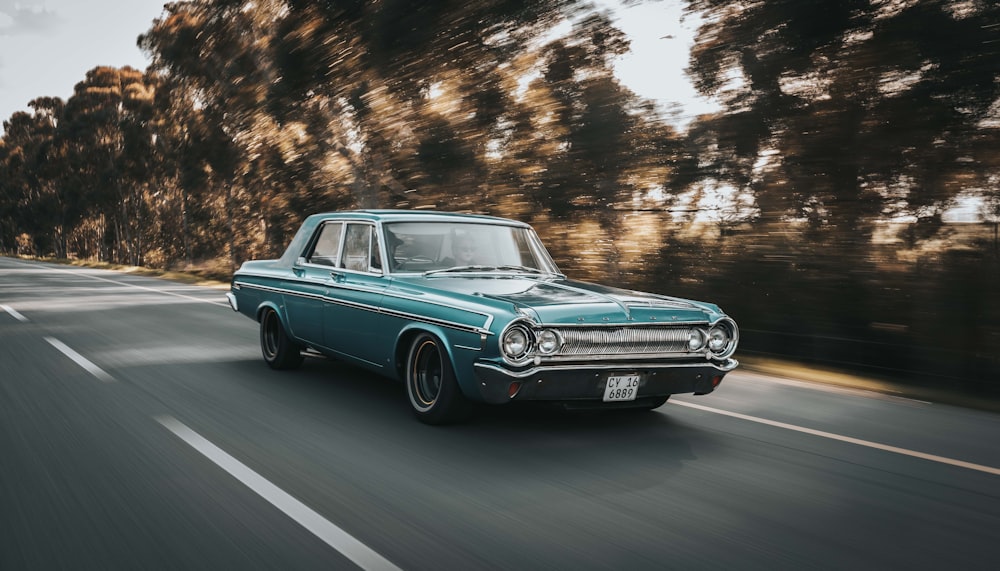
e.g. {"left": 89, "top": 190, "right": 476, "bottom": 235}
{"left": 181, "top": 186, "right": 191, "bottom": 267}
{"left": 120, "top": 196, "right": 134, "bottom": 265}
{"left": 225, "top": 182, "right": 237, "bottom": 269}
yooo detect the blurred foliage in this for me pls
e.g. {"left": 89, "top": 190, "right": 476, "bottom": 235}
{"left": 1, "top": 0, "right": 998, "bottom": 393}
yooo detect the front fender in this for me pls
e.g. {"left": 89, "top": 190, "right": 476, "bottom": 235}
{"left": 393, "top": 323, "right": 486, "bottom": 401}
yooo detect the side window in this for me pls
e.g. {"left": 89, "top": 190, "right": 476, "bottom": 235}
{"left": 307, "top": 222, "right": 343, "bottom": 266}
{"left": 340, "top": 223, "right": 374, "bottom": 272}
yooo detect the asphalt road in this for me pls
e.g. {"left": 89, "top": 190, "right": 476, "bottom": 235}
{"left": 2, "top": 256, "right": 998, "bottom": 570}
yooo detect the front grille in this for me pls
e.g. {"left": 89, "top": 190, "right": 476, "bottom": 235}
{"left": 557, "top": 327, "right": 692, "bottom": 356}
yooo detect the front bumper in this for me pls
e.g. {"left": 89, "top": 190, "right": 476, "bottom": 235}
{"left": 472, "top": 359, "right": 737, "bottom": 405}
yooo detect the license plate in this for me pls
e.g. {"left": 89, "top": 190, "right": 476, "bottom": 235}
{"left": 603, "top": 374, "right": 640, "bottom": 402}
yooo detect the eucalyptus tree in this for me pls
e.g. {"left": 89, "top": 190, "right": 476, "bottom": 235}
{"left": 136, "top": 0, "right": 705, "bottom": 271}
{"left": 139, "top": 0, "right": 278, "bottom": 264}
{"left": 58, "top": 66, "right": 157, "bottom": 265}
{"left": 140, "top": 0, "right": 637, "bottom": 263}
{"left": 265, "top": 0, "right": 587, "bottom": 211}
{"left": 674, "top": 0, "right": 1000, "bottom": 383}
{"left": 683, "top": 0, "right": 1000, "bottom": 242}
{"left": 507, "top": 12, "right": 673, "bottom": 219}
{"left": 0, "top": 98, "right": 67, "bottom": 256}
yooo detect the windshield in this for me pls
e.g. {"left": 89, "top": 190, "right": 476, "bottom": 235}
{"left": 382, "top": 221, "right": 560, "bottom": 275}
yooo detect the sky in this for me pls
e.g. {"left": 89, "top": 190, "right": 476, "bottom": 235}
{"left": 605, "top": 0, "right": 720, "bottom": 124}
{"left": 0, "top": 0, "right": 168, "bottom": 127}
{"left": 0, "top": 0, "right": 717, "bottom": 134}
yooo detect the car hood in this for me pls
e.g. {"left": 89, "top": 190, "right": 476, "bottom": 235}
{"left": 393, "top": 274, "right": 723, "bottom": 326}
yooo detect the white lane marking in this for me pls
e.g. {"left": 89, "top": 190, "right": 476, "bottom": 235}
{"left": 1, "top": 304, "right": 29, "bottom": 322}
{"left": 155, "top": 416, "right": 402, "bottom": 571}
{"left": 671, "top": 400, "right": 1000, "bottom": 477}
{"left": 44, "top": 337, "right": 115, "bottom": 383}
{"left": 3, "top": 258, "right": 227, "bottom": 307}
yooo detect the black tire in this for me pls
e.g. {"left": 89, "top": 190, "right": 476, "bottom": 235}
{"left": 260, "top": 308, "right": 304, "bottom": 370}
{"left": 406, "top": 333, "right": 469, "bottom": 424}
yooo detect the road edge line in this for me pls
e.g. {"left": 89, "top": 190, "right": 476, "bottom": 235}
{"left": 670, "top": 399, "right": 1000, "bottom": 476}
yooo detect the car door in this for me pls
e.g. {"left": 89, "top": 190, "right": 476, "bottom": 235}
{"left": 283, "top": 221, "right": 344, "bottom": 346}
{"left": 323, "top": 222, "right": 390, "bottom": 366}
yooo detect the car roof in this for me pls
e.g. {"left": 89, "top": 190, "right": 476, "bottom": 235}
{"left": 305, "top": 210, "right": 530, "bottom": 227}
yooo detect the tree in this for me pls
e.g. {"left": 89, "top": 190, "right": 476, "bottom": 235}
{"left": 58, "top": 66, "right": 158, "bottom": 265}
{"left": 684, "top": 0, "right": 1000, "bottom": 243}
{"left": 0, "top": 98, "right": 67, "bottom": 256}
{"left": 140, "top": 0, "right": 680, "bottom": 265}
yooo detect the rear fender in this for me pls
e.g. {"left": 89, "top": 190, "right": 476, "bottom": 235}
{"left": 255, "top": 301, "right": 288, "bottom": 330}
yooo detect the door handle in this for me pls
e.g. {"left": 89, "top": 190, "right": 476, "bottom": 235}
{"left": 329, "top": 271, "right": 345, "bottom": 283}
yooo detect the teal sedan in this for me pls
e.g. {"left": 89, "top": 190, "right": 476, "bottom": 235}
{"left": 226, "top": 210, "right": 738, "bottom": 424}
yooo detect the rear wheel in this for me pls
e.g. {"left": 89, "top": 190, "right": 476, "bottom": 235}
{"left": 260, "top": 308, "right": 304, "bottom": 370}
{"left": 406, "top": 333, "right": 469, "bottom": 424}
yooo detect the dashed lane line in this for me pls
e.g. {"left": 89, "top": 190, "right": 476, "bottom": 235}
{"left": 155, "top": 416, "right": 402, "bottom": 571}
{"left": 44, "top": 337, "right": 115, "bottom": 383}
{"left": 1, "top": 304, "right": 28, "bottom": 322}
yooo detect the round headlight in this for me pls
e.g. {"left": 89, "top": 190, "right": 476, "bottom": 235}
{"left": 502, "top": 326, "right": 531, "bottom": 361}
{"left": 708, "top": 327, "right": 729, "bottom": 352}
{"left": 688, "top": 329, "right": 706, "bottom": 351}
{"left": 537, "top": 329, "right": 561, "bottom": 354}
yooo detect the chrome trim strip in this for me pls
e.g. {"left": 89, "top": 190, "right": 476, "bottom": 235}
{"left": 234, "top": 281, "right": 493, "bottom": 336}
{"left": 378, "top": 307, "right": 492, "bottom": 336}
{"left": 234, "top": 275, "right": 496, "bottom": 332}
{"left": 474, "top": 358, "right": 739, "bottom": 379}
{"left": 623, "top": 297, "right": 701, "bottom": 311}
{"left": 536, "top": 320, "right": 712, "bottom": 328}
{"left": 233, "top": 272, "right": 285, "bottom": 281}
{"left": 538, "top": 351, "right": 710, "bottom": 363}
{"left": 237, "top": 281, "right": 327, "bottom": 302}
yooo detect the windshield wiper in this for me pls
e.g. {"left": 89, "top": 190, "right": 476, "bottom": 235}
{"left": 423, "top": 265, "right": 496, "bottom": 276}
{"left": 424, "top": 264, "right": 547, "bottom": 276}
{"left": 494, "top": 265, "right": 545, "bottom": 274}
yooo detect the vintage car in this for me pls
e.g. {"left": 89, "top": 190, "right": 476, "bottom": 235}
{"left": 226, "top": 210, "right": 738, "bottom": 424}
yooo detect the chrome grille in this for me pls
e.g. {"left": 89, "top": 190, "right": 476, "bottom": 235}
{"left": 557, "top": 327, "right": 692, "bottom": 356}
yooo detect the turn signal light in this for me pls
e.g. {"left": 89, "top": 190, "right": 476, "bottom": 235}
{"left": 508, "top": 381, "right": 522, "bottom": 399}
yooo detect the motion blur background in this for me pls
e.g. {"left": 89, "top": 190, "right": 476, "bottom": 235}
{"left": 1, "top": 0, "right": 998, "bottom": 396}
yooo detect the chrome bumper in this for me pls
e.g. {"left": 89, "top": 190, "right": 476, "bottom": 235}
{"left": 472, "top": 359, "right": 737, "bottom": 404}
{"left": 225, "top": 292, "right": 238, "bottom": 312}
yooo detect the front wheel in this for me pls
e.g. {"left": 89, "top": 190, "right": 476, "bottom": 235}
{"left": 406, "top": 333, "right": 469, "bottom": 424}
{"left": 260, "top": 308, "right": 304, "bottom": 370}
